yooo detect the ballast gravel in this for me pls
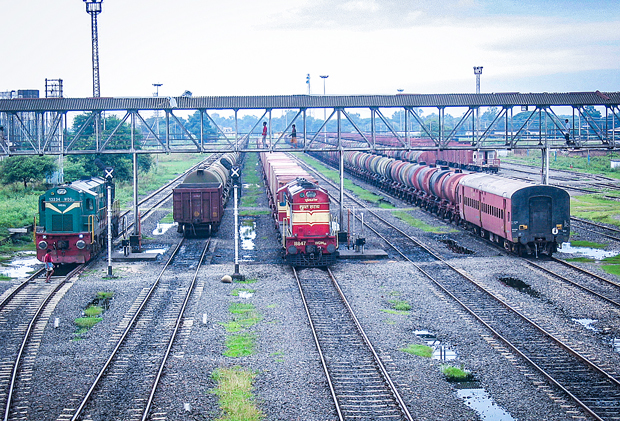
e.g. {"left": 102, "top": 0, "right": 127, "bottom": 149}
{"left": 8, "top": 156, "right": 619, "bottom": 420}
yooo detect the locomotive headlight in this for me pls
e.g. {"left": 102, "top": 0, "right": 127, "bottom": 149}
{"left": 287, "top": 246, "right": 298, "bottom": 255}
{"left": 38, "top": 241, "right": 48, "bottom": 250}
{"left": 76, "top": 240, "right": 86, "bottom": 250}
{"left": 79, "top": 234, "right": 84, "bottom": 239}
{"left": 327, "top": 244, "right": 336, "bottom": 253}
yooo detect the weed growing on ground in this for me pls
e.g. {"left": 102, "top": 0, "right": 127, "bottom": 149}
{"left": 570, "top": 240, "right": 607, "bottom": 249}
{"left": 224, "top": 333, "right": 256, "bottom": 357}
{"left": 392, "top": 210, "right": 455, "bottom": 233}
{"left": 211, "top": 366, "right": 263, "bottom": 421}
{"left": 441, "top": 364, "right": 474, "bottom": 382}
{"left": 401, "top": 344, "right": 433, "bottom": 358}
{"left": 388, "top": 299, "right": 411, "bottom": 311}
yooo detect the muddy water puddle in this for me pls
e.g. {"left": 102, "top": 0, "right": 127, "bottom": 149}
{"left": 455, "top": 382, "right": 516, "bottom": 421}
{"left": 0, "top": 252, "right": 40, "bottom": 279}
{"left": 560, "top": 243, "right": 619, "bottom": 260}
{"left": 414, "top": 330, "right": 457, "bottom": 361}
{"left": 499, "top": 277, "right": 541, "bottom": 298}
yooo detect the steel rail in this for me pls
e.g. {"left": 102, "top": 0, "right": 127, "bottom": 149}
{"left": 325, "top": 267, "right": 415, "bottom": 421}
{"left": 3, "top": 264, "right": 85, "bottom": 421}
{"left": 0, "top": 268, "right": 45, "bottom": 312}
{"left": 70, "top": 238, "right": 186, "bottom": 421}
{"left": 526, "top": 259, "right": 620, "bottom": 308}
{"left": 292, "top": 267, "right": 344, "bottom": 421}
{"left": 141, "top": 239, "right": 211, "bottom": 421}
{"left": 296, "top": 153, "right": 620, "bottom": 420}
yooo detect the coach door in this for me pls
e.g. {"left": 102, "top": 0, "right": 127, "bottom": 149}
{"left": 529, "top": 196, "right": 551, "bottom": 235}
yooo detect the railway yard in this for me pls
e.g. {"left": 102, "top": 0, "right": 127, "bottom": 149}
{"left": 2, "top": 152, "right": 620, "bottom": 420}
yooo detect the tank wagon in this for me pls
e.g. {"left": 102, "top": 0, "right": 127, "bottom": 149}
{"left": 313, "top": 151, "right": 569, "bottom": 256}
{"left": 260, "top": 152, "right": 338, "bottom": 267}
{"left": 318, "top": 135, "right": 500, "bottom": 173}
{"left": 36, "top": 177, "right": 120, "bottom": 264}
{"left": 173, "top": 153, "right": 239, "bottom": 237}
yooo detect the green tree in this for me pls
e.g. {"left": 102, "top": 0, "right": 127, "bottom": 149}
{"left": 66, "top": 114, "right": 152, "bottom": 182}
{"left": 0, "top": 156, "right": 57, "bottom": 188}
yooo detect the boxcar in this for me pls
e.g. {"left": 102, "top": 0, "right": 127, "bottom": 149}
{"left": 173, "top": 153, "right": 238, "bottom": 237}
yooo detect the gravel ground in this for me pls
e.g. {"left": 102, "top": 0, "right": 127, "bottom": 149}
{"left": 7, "top": 154, "right": 620, "bottom": 420}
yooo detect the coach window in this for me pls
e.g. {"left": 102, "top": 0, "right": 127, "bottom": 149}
{"left": 86, "top": 198, "right": 94, "bottom": 210}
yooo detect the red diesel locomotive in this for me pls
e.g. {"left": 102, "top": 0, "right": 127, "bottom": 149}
{"left": 260, "top": 152, "right": 338, "bottom": 267}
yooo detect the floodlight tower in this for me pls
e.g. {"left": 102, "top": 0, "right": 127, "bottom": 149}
{"left": 83, "top": 0, "right": 103, "bottom": 97}
{"left": 473, "top": 66, "right": 483, "bottom": 138}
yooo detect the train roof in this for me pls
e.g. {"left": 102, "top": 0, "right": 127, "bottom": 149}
{"left": 459, "top": 173, "right": 546, "bottom": 197}
{"left": 60, "top": 176, "right": 106, "bottom": 196}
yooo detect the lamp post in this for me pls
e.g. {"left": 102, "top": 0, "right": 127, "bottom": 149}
{"left": 83, "top": 0, "right": 103, "bottom": 97}
{"left": 320, "top": 75, "right": 329, "bottom": 140}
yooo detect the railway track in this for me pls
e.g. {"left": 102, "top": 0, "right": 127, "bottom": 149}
{"left": 1, "top": 265, "right": 86, "bottom": 421}
{"left": 118, "top": 154, "right": 218, "bottom": 237}
{"left": 526, "top": 257, "right": 620, "bottom": 309}
{"left": 297, "top": 153, "right": 620, "bottom": 420}
{"left": 293, "top": 267, "right": 413, "bottom": 421}
{"left": 0, "top": 157, "right": 216, "bottom": 421}
{"left": 67, "top": 237, "right": 210, "bottom": 421}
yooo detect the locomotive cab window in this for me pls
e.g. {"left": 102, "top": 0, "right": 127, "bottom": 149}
{"left": 86, "top": 198, "right": 94, "bottom": 210}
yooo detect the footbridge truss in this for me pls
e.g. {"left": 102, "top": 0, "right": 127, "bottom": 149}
{"left": 0, "top": 91, "right": 619, "bottom": 156}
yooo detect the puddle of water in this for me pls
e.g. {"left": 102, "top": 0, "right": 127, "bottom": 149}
{"left": 414, "top": 330, "right": 457, "bottom": 361}
{"left": 572, "top": 318, "right": 598, "bottom": 332}
{"left": 240, "top": 220, "right": 256, "bottom": 251}
{"left": 0, "top": 252, "right": 40, "bottom": 279}
{"left": 560, "top": 243, "right": 619, "bottom": 260}
{"left": 499, "top": 277, "right": 541, "bottom": 298}
{"left": 238, "top": 291, "right": 254, "bottom": 299}
{"left": 144, "top": 248, "right": 168, "bottom": 254}
{"left": 242, "top": 183, "right": 259, "bottom": 189}
{"left": 153, "top": 222, "right": 178, "bottom": 236}
{"left": 612, "top": 338, "right": 620, "bottom": 354}
{"left": 455, "top": 383, "right": 516, "bottom": 421}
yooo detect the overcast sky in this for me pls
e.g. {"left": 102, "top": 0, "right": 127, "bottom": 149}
{"left": 2, "top": 0, "right": 619, "bottom": 99}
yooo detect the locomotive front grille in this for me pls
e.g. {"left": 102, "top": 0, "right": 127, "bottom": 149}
{"left": 51, "top": 215, "right": 74, "bottom": 232}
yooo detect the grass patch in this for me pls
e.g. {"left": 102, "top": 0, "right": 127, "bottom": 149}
{"left": 240, "top": 209, "right": 270, "bottom": 216}
{"left": 211, "top": 366, "right": 263, "bottom": 421}
{"left": 401, "top": 344, "right": 433, "bottom": 358}
{"left": 74, "top": 317, "right": 103, "bottom": 329}
{"left": 0, "top": 274, "right": 12, "bottom": 281}
{"left": 235, "top": 277, "right": 258, "bottom": 284}
{"left": 224, "top": 333, "right": 257, "bottom": 357}
{"left": 441, "top": 364, "right": 474, "bottom": 382}
{"left": 296, "top": 154, "right": 386, "bottom": 204}
{"left": 392, "top": 210, "right": 455, "bottom": 233}
{"left": 388, "top": 299, "right": 411, "bottom": 311}
{"left": 571, "top": 194, "right": 620, "bottom": 228}
{"left": 266, "top": 304, "right": 277, "bottom": 309}
{"left": 570, "top": 240, "right": 607, "bottom": 249}
{"left": 160, "top": 212, "right": 174, "bottom": 223}
{"left": 83, "top": 305, "right": 103, "bottom": 317}
{"left": 221, "top": 303, "right": 262, "bottom": 332}
{"left": 602, "top": 265, "right": 620, "bottom": 276}
{"left": 380, "top": 309, "right": 410, "bottom": 316}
